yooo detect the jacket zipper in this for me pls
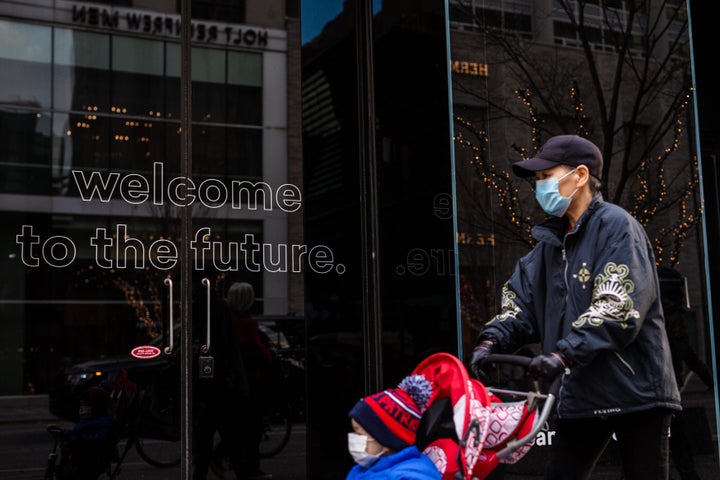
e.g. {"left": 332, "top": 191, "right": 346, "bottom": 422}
{"left": 557, "top": 237, "right": 571, "bottom": 418}
{"left": 558, "top": 228, "right": 579, "bottom": 417}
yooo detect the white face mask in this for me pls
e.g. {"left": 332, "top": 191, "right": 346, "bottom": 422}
{"left": 347, "top": 432, "right": 384, "bottom": 468}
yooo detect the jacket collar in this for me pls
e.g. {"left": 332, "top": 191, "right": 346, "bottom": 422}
{"left": 532, "top": 192, "right": 604, "bottom": 246}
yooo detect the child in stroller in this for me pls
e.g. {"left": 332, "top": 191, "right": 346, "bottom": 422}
{"left": 52, "top": 385, "right": 119, "bottom": 480}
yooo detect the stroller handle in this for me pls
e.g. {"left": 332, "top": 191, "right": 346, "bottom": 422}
{"left": 481, "top": 353, "right": 562, "bottom": 460}
{"left": 485, "top": 353, "right": 531, "bottom": 367}
{"left": 484, "top": 353, "right": 563, "bottom": 390}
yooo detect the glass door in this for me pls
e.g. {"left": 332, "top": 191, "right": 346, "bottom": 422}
{"left": 448, "top": 0, "right": 720, "bottom": 477}
{"left": 0, "top": 1, "right": 307, "bottom": 478}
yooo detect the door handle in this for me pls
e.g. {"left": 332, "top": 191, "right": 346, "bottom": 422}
{"left": 201, "top": 277, "right": 211, "bottom": 354}
{"left": 163, "top": 277, "right": 174, "bottom": 355}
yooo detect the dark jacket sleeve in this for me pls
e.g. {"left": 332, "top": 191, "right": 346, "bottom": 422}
{"left": 480, "top": 251, "right": 542, "bottom": 352}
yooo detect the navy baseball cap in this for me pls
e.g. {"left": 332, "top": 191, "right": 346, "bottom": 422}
{"left": 511, "top": 135, "right": 603, "bottom": 179}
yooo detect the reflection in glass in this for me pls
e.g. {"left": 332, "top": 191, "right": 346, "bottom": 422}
{"left": 448, "top": 0, "right": 719, "bottom": 476}
{"left": 0, "top": 20, "right": 52, "bottom": 108}
{"left": 0, "top": 109, "right": 52, "bottom": 194}
{"left": 54, "top": 29, "right": 110, "bottom": 113}
{"left": 112, "top": 37, "right": 166, "bottom": 118}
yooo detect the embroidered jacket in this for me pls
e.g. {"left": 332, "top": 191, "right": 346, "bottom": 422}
{"left": 480, "top": 193, "right": 681, "bottom": 419}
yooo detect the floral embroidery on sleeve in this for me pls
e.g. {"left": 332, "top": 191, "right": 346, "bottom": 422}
{"left": 487, "top": 283, "right": 522, "bottom": 324}
{"left": 573, "top": 262, "right": 640, "bottom": 328}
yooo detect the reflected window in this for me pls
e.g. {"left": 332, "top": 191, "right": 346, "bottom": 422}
{"left": 194, "top": 125, "right": 262, "bottom": 179}
{"left": 54, "top": 29, "right": 110, "bottom": 113}
{"left": 228, "top": 51, "right": 262, "bottom": 125}
{"left": 112, "top": 36, "right": 166, "bottom": 118}
{"left": 165, "top": 45, "right": 262, "bottom": 125}
{"left": 0, "top": 20, "right": 52, "bottom": 109}
{"left": 0, "top": 109, "right": 52, "bottom": 194}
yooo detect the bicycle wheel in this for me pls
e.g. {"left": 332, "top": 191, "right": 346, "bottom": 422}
{"left": 131, "top": 374, "right": 181, "bottom": 468}
{"left": 259, "top": 404, "right": 292, "bottom": 458}
{"left": 134, "top": 436, "right": 181, "bottom": 468}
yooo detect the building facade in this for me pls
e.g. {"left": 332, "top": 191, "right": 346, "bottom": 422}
{"left": 0, "top": 0, "right": 717, "bottom": 479}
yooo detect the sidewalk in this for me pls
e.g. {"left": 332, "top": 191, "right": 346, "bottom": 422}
{"left": 0, "top": 395, "right": 56, "bottom": 424}
{"left": 0, "top": 394, "right": 307, "bottom": 480}
{"left": 1, "top": 387, "right": 718, "bottom": 479}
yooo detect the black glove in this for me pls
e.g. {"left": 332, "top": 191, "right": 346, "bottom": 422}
{"left": 469, "top": 339, "right": 496, "bottom": 379}
{"left": 528, "top": 352, "right": 567, "bottom": 380}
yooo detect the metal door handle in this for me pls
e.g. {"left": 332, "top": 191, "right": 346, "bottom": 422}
{"left": 163, "top": 277, "right": 174, "bottom": 355}
{"left": 201, "top": 277, "right": 211, "bottom": 353}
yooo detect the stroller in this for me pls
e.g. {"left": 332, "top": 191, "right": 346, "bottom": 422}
{"left": 413, "top": 352, "right": 558, "bottom": 480}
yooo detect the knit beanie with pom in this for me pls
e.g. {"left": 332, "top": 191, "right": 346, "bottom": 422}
{"left": 348, "top": 374, "right": 433, "bottom": 451}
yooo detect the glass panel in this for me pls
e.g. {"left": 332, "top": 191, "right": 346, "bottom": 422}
{"left": 0, "top": 20, "right": 52, "bottom": 108}
{"left": 0, "top": 109, "right": 52, "bottom": 194}
{"left": 301, "top": 0, "right": 457, "bottom": 478}
{"left": 0, "top": 0, "right": 306, "bottom": 480}
{"left": 54, "top": 29, "right": 111, "bottom": 113}
{"left": 192, "top": 47, "right": 226, "bottom": 84}
{"left": 166, "top": 46, "right": 263, "bottom": 124}
{"left": 449, "top": 0, "right": 720, "bottom": 477}
{"left": 111, "top": 37, "right": 166, "bottom": 119}
{"left": 228, "top": 51, "right": 262, "bottom": 87}
{"left": 193, "top": 125, "right": 262, "bottom": 179}
{"left": 54, "top": 29, "right": 108, "bottom": 69}
{"left": 112, "top": 37, "right": 165, "bottom": 76}
{"left": 0, "top": 2, "right": 186, "bottom": 476}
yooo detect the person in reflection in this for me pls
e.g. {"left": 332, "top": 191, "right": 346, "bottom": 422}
{"left": 192, "top": 272, "right": 254, "bottom": 480}
{"left": 658, "top": 266, "right": 713, "bottom": 480}
{"left": 468, "top": 135, "right": 681, "bottom": 479}
{"left": 56, "top": 385, "right": 118, "bottom": 480}
{"left": 345, "top": 374, "right": 440, "bottom": 480}
{"left": 225, "top": 281, "right": 275, "bottom": 480}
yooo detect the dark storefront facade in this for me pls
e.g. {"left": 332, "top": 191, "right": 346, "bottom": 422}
{"left": 0, "top": 1, "right": 718, "bottom": 479}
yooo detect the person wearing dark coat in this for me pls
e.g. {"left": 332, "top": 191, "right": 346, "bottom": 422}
{"left": 469, "top": 135, "right": 681, "bottom": 479}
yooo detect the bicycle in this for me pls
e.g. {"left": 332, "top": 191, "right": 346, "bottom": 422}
{"left": 42, "top": 368, "right": 181, "bottom": 479}
{"left": 111, "top": 369, "right": 181, "bottom": 471}
{"left": 42, "top": 423, "right": 120, "bottom": 480}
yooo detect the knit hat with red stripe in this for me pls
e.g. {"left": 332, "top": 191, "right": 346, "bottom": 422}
{"left": 348, "top": 374, "right": 433, "bottom": 451}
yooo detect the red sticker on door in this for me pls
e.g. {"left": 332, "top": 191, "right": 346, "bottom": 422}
{"left": 131, "top": 345, "right": 162, "bottom": 359}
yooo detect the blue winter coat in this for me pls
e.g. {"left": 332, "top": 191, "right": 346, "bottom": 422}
{"left": 345, "top": 446, "right": 441, "bottom": 480}
{"left": 481, "top": 193, "right": 681, "bottom": 419}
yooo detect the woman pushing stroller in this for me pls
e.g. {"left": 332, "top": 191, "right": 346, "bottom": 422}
{"left": 469, "top": 135, "right": 681, "bottom": 479}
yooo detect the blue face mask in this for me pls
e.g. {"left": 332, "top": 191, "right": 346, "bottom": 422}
{"left": 535, "top": 168, "right": 578, "bottom": 217}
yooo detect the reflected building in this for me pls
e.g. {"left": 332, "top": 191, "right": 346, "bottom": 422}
{"left": 0, "top": 0, "right": 303, "bottom": 391}
{"left": 446, "top": 0, "right": 707, "bottom": 354}
{"left": 0, "top": 1, "right": 718, "bottom": 479}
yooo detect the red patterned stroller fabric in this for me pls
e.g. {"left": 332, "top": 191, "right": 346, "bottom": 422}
{"left": 413, "top": 352, "right": 541, "bottom": 480}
